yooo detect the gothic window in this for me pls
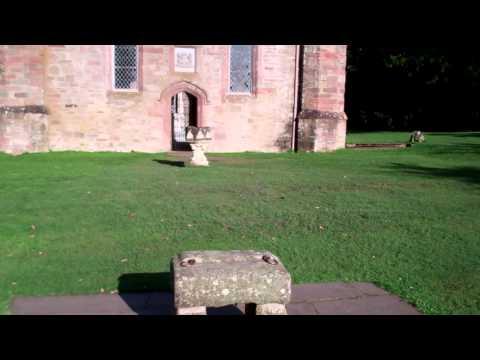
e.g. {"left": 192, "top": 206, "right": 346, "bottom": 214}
{"left": 229, "top": 45, "right": 253, "bottom": 94}
{"left": 113, "top": 45, "right": 139, "bottom": 90}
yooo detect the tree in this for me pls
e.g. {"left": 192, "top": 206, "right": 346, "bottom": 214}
{"left": 345, "top": 47, "right": 480, "bottom": 131}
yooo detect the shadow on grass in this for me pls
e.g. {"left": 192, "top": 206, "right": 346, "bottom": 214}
{"left": 426, "top": 142, "right": 480, "bottom": 156}
{"left": 389, "top": 163, "right": 480, "bottom": 185}
{"left": 117, "top": 272, "right": 243, "bottom": 315}
{"left": 153, "top": 159, "right": 185, "bottom": 167}
{"left": 427, "top": 132, "right": 480, "bottom": 138}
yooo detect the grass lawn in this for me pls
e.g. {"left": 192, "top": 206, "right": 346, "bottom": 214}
{"left": 1, "top": 132, "right": 479, "bottom": 314}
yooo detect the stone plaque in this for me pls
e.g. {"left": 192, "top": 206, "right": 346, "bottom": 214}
{"left": 174, "top": 47, "right": 196, "bottom": 73}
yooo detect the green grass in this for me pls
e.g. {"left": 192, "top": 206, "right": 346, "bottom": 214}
{"left": 1, "top": 132, "right": 480, "bottom": 314}
{"left": 347, "top": 131, "right": 420, "bottom": 144}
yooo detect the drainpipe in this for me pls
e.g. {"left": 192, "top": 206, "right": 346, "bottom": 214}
{"left": 291, "top": 45, "right": 301, "bottom": 152}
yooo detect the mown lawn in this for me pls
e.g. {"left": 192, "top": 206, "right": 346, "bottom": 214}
{"left": 1, "top": 132, "right": 479, "bottom": 314}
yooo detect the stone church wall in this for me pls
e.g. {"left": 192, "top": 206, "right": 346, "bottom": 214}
{"left": 0, "top": 45, "right": 347, "bottom": 155}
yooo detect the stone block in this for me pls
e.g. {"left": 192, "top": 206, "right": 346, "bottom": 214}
{"left": 256, "top": 303, "right": 288, "bottom": 315}
{"left": 297, "top": 110, "right": 347, "bottom": 152}
{"left": 176, "top": 306, "right": 207, "bottom": 315}
{"left": 172, "top": 250, "right": 291, "bottom": 309}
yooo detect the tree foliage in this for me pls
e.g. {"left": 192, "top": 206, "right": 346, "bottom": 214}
{"left": 345, "top": 47, "right": 480, "bottom": 131}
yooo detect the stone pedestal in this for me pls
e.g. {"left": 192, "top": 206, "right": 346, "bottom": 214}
{"left": 189, "top": 142, "right": 209, "bottom": 167}
{"left": 186, "top": 126, "right": 212, "bottom": 167}
{"left": 176, "top": 306, "right": 207, "bottom": 315}
{"left": 256, "top": 303, "right": 288, "bottom": 315}
{"left": 244, "top": 303, "right": 288, "bottom": 315}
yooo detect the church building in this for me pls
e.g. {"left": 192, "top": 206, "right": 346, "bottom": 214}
{"left": 0, "top": 45, "right": 348, "bottom": 155}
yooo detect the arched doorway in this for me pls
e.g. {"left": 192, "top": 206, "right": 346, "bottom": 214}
{"left": 171, "top": 91, "right": 198, "bottom": 151}
{"left": 159, "top": 81, "right": 209, "bottom": 151}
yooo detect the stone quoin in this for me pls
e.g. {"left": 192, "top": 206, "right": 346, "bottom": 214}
{"left": 0, "top": 45, "right": 348, "bottom": 155}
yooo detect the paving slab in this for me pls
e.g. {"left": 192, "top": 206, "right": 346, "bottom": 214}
{"left": 11, "top": 294, "right": 134, "bottom": 315}
{"left": 285, "top": 302, "right": 318, "bottom": 315}
{"left": 290, "top": 283, "right": 364, "bottom": 303}
{"left": 312, "top": 295, "right": 420, "bottom": 315}
{"left": 10, "top": 282, "right": 421, "bottom": 315}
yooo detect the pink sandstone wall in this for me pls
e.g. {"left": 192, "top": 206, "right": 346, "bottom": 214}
{"left": 42, "top": 45, "right": 296, "bottom": 153}
{"left": 298, "top": 45, "right": 348, "bottom": 152}
{"left": 0, "top": 45, "right": 347, "bottom": 155}
{"left": 0, "top": 110, "right": 48, "bottom": 155}
{"left": 0, "top": 45, "right": 45, "bottom": 106}
{"left": 0, "top": 45, "right": 49, "bottom": 154}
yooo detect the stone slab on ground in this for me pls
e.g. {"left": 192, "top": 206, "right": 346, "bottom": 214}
{"left": 10, "top": 282, "right": 421, "bottom": 315}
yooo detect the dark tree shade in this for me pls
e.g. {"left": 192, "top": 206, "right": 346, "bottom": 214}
{"left": 345, "top": 47, "right": 480, "bottom": 131}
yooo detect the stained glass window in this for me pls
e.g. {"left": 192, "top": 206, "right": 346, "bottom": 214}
{"left": 229, "top": 45, "right": 253, "bottom": 93}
